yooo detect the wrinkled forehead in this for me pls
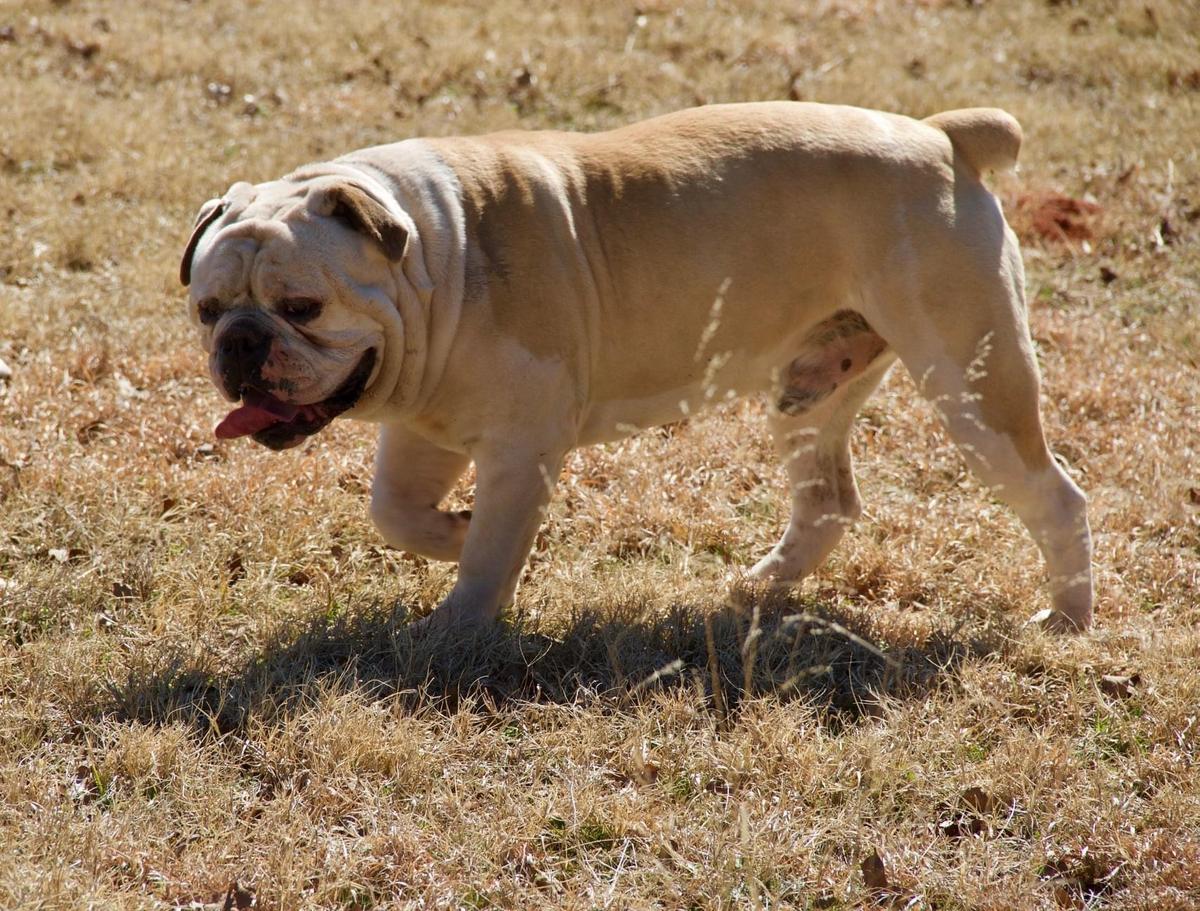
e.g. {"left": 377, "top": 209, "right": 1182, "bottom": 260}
{"left": 218, "top": 177, "right": 313, "bottom": 230}
{"left": 189, "top": 179, "right": 322, "bottom": 301}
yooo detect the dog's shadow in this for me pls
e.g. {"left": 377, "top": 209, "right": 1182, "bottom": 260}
{"left": 99, "top": 589, "right": 1013, "bottom": 737}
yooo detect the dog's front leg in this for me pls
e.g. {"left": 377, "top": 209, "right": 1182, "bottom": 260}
{"left": 371, "top": 423, "right": 472, "bottom": 562}
{"left": 416, "top": 438, "right": 567, "bottom": 632}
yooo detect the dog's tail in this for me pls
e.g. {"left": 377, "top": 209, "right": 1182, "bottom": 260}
{"left": 924, "top": 108, "right": 1021, "bottom": 176}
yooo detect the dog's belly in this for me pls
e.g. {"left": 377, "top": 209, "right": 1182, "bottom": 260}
{"left": 578, "top": 385, "right": 708, "bottom": 443}
{"left": 577, "top": 343, "right": 794, "bottom": 444}
{"left": 577, "top": 309, "right": 890, "bottom": 444}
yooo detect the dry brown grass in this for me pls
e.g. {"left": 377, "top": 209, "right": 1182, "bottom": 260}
{"left": 2, "top": 0, "right": 1199, "bottom": 908}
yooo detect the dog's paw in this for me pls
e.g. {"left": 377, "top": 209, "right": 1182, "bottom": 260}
{"left": 406, "top": 607, "right": 460, "bottom": 641}
{"left": 407, "top": 595, "right": 497, "bottom": 640}
{"left": 1027, "top": 607, "right": 1092, "bottom": 634}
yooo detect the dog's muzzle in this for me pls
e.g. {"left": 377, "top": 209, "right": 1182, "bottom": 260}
{"left": 214, "top": 347, "right": 377, "bottom": 450}
{"left": 215, "top": 315, "right": 272, "bottom": 400}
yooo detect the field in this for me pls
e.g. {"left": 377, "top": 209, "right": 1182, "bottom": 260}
{"left": 2, "top": 0, "right": 1199, "bottom": 907}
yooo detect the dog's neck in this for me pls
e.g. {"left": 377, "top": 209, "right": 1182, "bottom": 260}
{"left": 337, "top": 145, "right": 469, "bottom": 420}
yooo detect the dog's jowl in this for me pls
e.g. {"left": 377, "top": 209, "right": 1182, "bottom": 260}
{"left": 181, "top": 102, "right": 1094, "bottom": 633}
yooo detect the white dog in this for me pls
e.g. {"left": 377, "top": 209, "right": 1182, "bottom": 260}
{"left": 181, "top": 102, "right": 1093, "bottom": 632}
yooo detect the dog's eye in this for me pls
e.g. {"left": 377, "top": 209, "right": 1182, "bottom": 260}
{"left": 279, "top": 298, "right": 322, "bottom": 323}
{"left": 197, "top": 298, "right": 221, "bottom": 326}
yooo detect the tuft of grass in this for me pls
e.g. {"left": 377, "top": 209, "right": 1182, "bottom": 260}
{"left": 1, "top": 0, "right": 1198, "bottom": 908}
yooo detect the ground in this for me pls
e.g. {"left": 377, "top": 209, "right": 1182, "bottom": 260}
{"left": 1, "top": 0, "right": 1198, "bottom": 908}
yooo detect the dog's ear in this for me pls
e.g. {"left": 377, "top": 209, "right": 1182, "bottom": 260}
{"left": 180, "top": 198, "right": 228, "bottom": 287}
{"left": 312, "top": 182, "right": 408, "bottom": 261}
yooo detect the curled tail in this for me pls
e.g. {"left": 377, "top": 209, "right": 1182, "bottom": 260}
{"left": 924, "top": 107, "right": 1022, "bottom": 176}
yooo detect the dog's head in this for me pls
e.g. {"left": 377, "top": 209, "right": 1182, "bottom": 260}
{"left": 180, "top": 173, "right": 410, "bottom": 450}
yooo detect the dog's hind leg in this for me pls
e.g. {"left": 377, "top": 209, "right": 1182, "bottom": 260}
{"left": 749, "top": 315, "right": 896, "bottom": 586}
{"left": 864, "top": 223, "right": 1093, "bottom": 630}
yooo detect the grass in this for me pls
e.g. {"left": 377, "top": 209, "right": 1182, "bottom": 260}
{"left": 1, "top": 0, "right": 1198, "bottom": 908}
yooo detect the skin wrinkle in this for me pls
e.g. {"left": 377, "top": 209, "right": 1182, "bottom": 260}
{"left": 342, "top": 142, "right": 469, "bottom": 418}
{"left": 339, "top": 184, "right": 431, "bottom": 388}
{"left": 571, "top": 173, "right": 605, "bottom": 419}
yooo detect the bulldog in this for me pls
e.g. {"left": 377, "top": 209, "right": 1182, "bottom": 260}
{"left": 181, "top": 102, "right": 1094, "bottom": 632}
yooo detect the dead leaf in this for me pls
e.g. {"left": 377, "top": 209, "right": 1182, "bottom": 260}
{"left": 287, "top": 568, "right": 313, "bottom": 586}
{"left": 861, "top": 848, "right": 889, "bottom": 893}
{"left": 938, "top": 786, "right": 1000, "bottom": 837}
{"left": 64, "top": 37, "right": 100, "bottom": 59}
{"left": 510, "top": 66, "right": 534, "bottom": 90}
{"left": 68, "top": 344, "right": 109, "bottom": 385}
{"left": 1040, "top": 851, "right": 1123, "bottom": 907}
{"left": 1099, "top": 673, "right": 1140, "bottom": 699}
{"left": 1154, "top": 216, "right": 1177, "bottom": 246}
{"left": 68, "top": 763, "right": 102, "bottom": 803}
{"left": 337, "top": 471, "right": 368, "bottom": 494}
{"left": 222, "top": 881, "right": 256, "bottom": 910}
{"left": 76, "top": 419, "right": 107, "bottom": 445}
{"left": 110, "top": 580, "right": 137, "bottom": 600}
{"left": 961, "top": 786, "right": 997, "bottom": 816}
{"left": 1166, "top": 67, "right": 1200, "bottom": 92}
{"left": 227, "top": 552, "right": 245, "bottom": 585}
{"left": 0, "top": 459, "right": 19, "bottom": 502}
{"left": 938, "top": 813, "right": 984, "bottom": 838}
{"left": 704, "top": 777, "right": 732, "bottom": 795}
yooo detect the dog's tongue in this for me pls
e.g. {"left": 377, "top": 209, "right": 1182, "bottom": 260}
{"left": 215, "top": 390, "right": 300, "bottom": 439}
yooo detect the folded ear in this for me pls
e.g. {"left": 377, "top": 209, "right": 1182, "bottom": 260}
{"left": 311, "top": 182, "right": 408, "bottom": 261}
{"left": 180, "top": 198, "right": 228, "bottom": 287}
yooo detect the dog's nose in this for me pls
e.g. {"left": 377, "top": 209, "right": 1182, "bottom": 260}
{"left": 216, "top": 317, "right": 270, "bottom": 395}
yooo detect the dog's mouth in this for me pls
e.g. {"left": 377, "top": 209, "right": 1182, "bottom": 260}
{"left": 214, "top": 349, "right": 376, "bottom": 451}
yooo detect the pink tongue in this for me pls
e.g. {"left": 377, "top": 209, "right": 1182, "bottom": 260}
{"left": 214, "top": 391, "right": 300, "bottom": 440}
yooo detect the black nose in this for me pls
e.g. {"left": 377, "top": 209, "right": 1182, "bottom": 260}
{"left": 217, "top": 317, "right": 270, "bottom": 396}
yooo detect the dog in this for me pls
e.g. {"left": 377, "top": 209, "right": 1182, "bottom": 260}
{"left": 180, "top": 102, "right": 1093, "bottom": 633}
